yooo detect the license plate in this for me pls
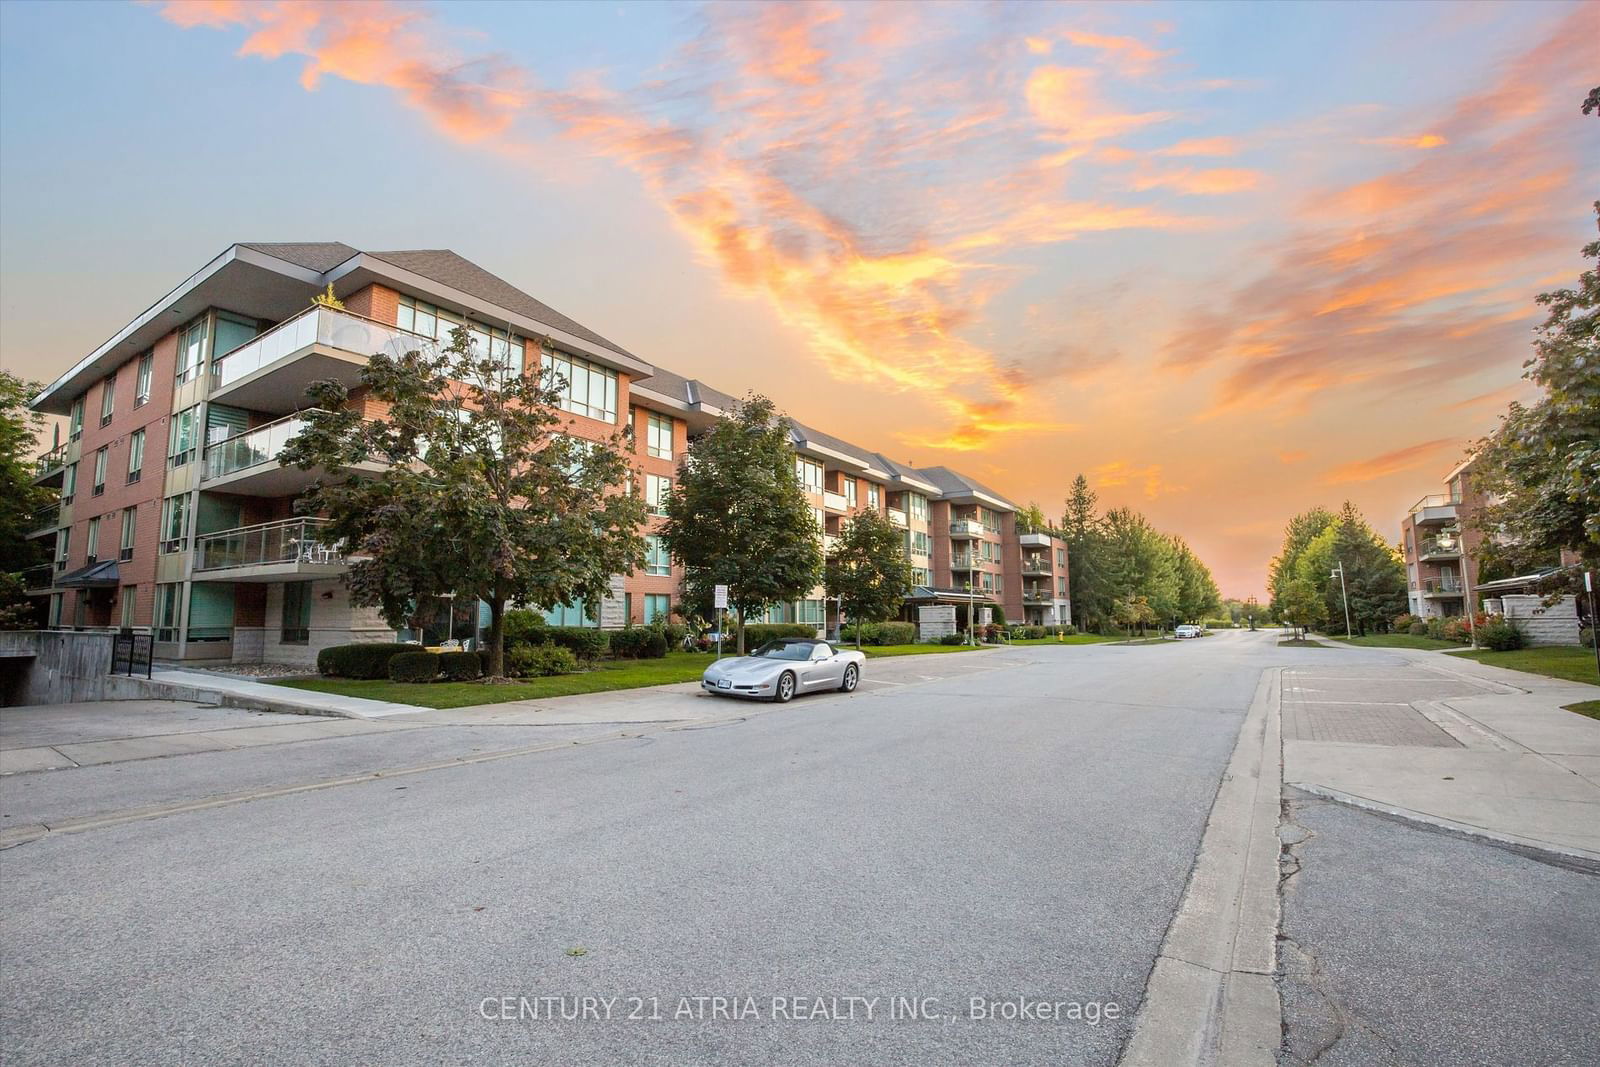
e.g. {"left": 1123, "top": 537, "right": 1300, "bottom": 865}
{"left": 716, "top": 679, "right": 731, "bottom": 689}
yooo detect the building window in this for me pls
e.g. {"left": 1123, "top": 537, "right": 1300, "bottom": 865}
{"left": 161, "top": 494, "right": 190, "bottom": 553}
{"left": 1058, "top": 577, "right": 1067, "bottom": 597}
{"left": 795, "top": 458, "right": 823, "bottom": 492}
{"left": 844, "top": 479, "right": 857, "bottom": 507}
{"left": 907, "top": 530, "right": 930, "bottom": 557}
{"left": 69, "top": 397, "right": 83, "bottom": 440}
{"left": 85, "top": 516, "right": 100, "bottom": 564}
{"left": 868, "top": 483, "right": 880, "bottom": 509}
{"left": 645, "top": 535, "right": 671, "bottom": 576}
{"left": 911, "top": 567, "right": 930, "bottom": 586}
{"left": 120, "top": 586, "right": 137, "bottom": 630}
{"left": 92, "top": 447, "right": 107, "bottom": 496}
{"left": 168, "top": 406, "right": 197, "bottom": 467}
{"left": 100, "top": 373, "right": 116, "bottom": 425}
{"left": 644, "top": 593, "right": 671, "bottom": 624}
{"left": 540, "top": 348, "right": 617, "bottom": 422}
{"left": 907, "top": 493, "right": 929, "bottom": 519}
{"left": 646, "top": 474, "right": 672, "bottom": 516}
{"left": 120, "top": 507, "right": 137, "bottom": 561}
{"left": 281, "top": 581, "right": 312, "bottom": 644}
{"left": 1057, "top": 548, "right": 1066, "bottom": 567}
{"left": 62, "top": 462, "right": 77, "bottom": 505}
{"left": 153, "top": 583, "right": 180, "bottom": 642}
{"left": 127, "top": 428, "right": 145, "bottom": 483}
{"left": 647, "top": 413, "right": 673, "bottom": 460}
{"left": 175, "top": 317, "right": 207, "bottom": 384}
{"left": 54, "top": 527, "right": 70, "bottom": 571}
{"left": 541, "top": 600, "right": 595, "bottom": 627}
{"left": 794, "top": 599, "right": 824, "bottom": 624}
{"left": 396, "top": 296, "right": 522, "bottom": 372}
{"left": 134, "top": 352, "right": 153, "bottom": 407}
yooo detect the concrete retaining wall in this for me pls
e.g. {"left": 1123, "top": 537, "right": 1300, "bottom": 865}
{"left": 0, "top": 631, "right": 117, "bottom": 705}
{"left": 1492, "top": 595, "right": 1582, "bottom": 647}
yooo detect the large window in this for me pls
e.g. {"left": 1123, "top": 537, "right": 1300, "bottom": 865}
{"left": 92, "top": 447, "right": 107, "bottom": 496}
{"left": 100, "top": 372, "right": 116, "bottom": 425}
{"left": 168, "top": 406, "right": 197, "bottom": 467}
{"left": 907, "top": 493, "right": 929, "bottom": 519}
{"left": 645, "top": 535, "right": 671, "bottom": 576}
{"left": 153, "top": 583, "right": 180, "bottom": 642}
{"left": 85, "top": 517, "right": 100, "bottom": 564}
{"left": 868, "top": 483, "right": 880, "bottom": 509}
{"left": 176, "top": 318, "right": 207, "bottom": 384}
{"left": 541, "top": 348, "right": 618, "bottom": 422}
{"left": 281, "top": 581, "right": 312, "bottom": 644}
{"left": 134, "top": 352, "right": 153, "bottom": 407}
{"left": 54, "top": 527, "right": 70, "bottom": 571}
{"left": 646, "top": 474, "right": 672, "bottom": 516}
{"left": 62, "top": 462, "right": 76, "bottom": 505}
{"left": 644, "top": 593, "right": 671, "bottom": 625}
{"left": 69, "top": 397, "right": 83, "bottom": 441}
{"left": 120, "top": 507, "right": 137, "bottom": 561}
{"left": 794, "top": 599, "right": 824, "bottom": 624}
{"left": 127, "top": 429, "right": 145, "bottom": 483}
{"left": 646, "top": 412, "right": 673, "bottom": 460}
{"left": 542, "top": 600, "right": 595, "bottom": 627}
{"left": 907, "top": 530, "right": 930, "bottom": 557}
{"left": 397, "top": 296, "right": 523, "bottom": 373}
{"left": 161, "top": 494, "right": 190, "bottom": 553}
{"left": 844, "top": 479, "right": 857, "bottom": 507}
{"left": 120, "top": 586, "right": 137, "bottom": 629}
{"left": 795, "top": 457, "right": 824, "bottom": 493}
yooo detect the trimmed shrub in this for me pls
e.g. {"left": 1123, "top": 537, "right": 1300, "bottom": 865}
{"left": 1581, "top": 626, "right": 1594, "bottom": 649}
{"left": 609, "top": 628, "right": 652, "bottom": 658}
{"left": 658, "top": 622, "right": 689, "bottom": 648}
{"left": 742, "top": 623, "right": 818, "bottom": 647}
{"left": 643, "top": 632, "right": 669, "bottom": 658}
{"left": 1013, "top": 625, "right": 1046, "bottom": 640}
{"left": 1393, "top": 613, "right": 1420, "bottom": 632}
{"left": 990, "top": 605, "right": 1006, "bottom": 626}
{"left": 1478, "top": 617, "right": 1524, "bottom": 652}
{"left": 544, "top": 626, "right": 609, "bottom": 661}
{"left": 502, "top": 609, "right": 546, "bottom": 648}
{"left": 1408, "top": 620, "right": 1430, "bottom": 636}
{"left": 318, "top": 643, "right": 414, "bottom": 679}
{"left": 389, "top": 651, "right": 441, "bottom": 683}
{"left": 438, "top": 651, "right": 481, "bottom": 681}
{"left": 939, "top": 632, "right": 966, "bottom": 645}
{"left": 508, "top": 641, "right": 577, "bottom": 678}
{"left": 842, "top": 620, "right": 915, "bottom": 645}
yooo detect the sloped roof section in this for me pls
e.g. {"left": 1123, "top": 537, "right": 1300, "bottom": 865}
{"left": 239, "top": 242, "right": 359, "bottom": 272}
{"left": 915, "top": 465, "right": 1018, "bottom": 510}
{"left": 368, "top": 249, "right": 638, "bottom": 361}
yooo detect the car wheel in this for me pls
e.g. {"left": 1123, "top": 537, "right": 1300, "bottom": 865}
{"left": 839, "top": 664, "right": 859, "bottom": 692}
{"left": 775, "top": 672, "right": 796, "bottom": 703}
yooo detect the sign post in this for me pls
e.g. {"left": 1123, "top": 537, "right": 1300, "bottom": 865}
{"left": 714, "top": 584, "right": 728, "bottom": 661}
{"left": 1588, "top": 571, "right": 1599, "bottom": 681}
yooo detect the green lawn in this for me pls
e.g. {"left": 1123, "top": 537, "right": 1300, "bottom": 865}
{"left": 1332, "top": 634, "right": 1461, "bottom": 651}
{"left": 1564, "top": 700, "right": 1600, "bottom": 721}
{"left": 271, "top": 651, "right": 715, "bottom": 709}
{"left": 1446, "top": 646, "right": 1600, "bottom": 686}
{"left": 1005, "top": 634, "right": 1119, "bottom": 646}
{"left": 860, "top": 643, "right": 990, "bottom": 657}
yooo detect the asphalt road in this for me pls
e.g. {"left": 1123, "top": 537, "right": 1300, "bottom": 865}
{"left": 1, "top": 631, "right": 1285, "bottom": 1066}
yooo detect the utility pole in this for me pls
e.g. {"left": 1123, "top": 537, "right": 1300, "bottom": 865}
{"left": 1330, "top": 562, "right": 1353, "bottom": 638}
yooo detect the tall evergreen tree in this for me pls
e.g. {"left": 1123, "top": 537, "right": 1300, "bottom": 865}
{"left": 1060, "top": 474, "right": 1110, "bottom": 631}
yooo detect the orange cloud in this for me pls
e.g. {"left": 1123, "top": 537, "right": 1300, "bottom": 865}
{"left": 1322, "top": 438, "right": 1460, "bottom": 485}
{"left": 1092, "top": 461, "right": 1185, "bottom": 499}
{"left": 1025, "top": 66, "right": 1173, "bottom": 142}
{"left": 1061, "top": 30, "right": 1171, "bottom": 77}
{"left": 1278, "top": 450, "right": 1307, "bottom": 464}
{"left": 1361, "top": 133, "right": 1449, "bottom": 149}
{"left": 1156, "top": 136, "right": 1240, "bottom": 157}
{"left": 1132, "top": 167, "right": 1262, "bottom": 195}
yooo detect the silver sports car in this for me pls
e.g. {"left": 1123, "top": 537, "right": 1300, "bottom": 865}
{"left": 700, "top": 638, "right": 866, "bottom": 702}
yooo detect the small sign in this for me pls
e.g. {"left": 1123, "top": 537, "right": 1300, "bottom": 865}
{"left": 714, "top": 584, "right": 729, "bottom": 609}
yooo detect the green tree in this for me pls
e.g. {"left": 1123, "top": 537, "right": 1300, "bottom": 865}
{"left": 1171, "top": 537, "right": 1222, "bottom": 623}
{"left": 281, "top": 326, "right": 646, "bottom": 677}
{"left": 1015, "top": 502, "right": 1050, "bottom": 535}
{"left": 1101, "top": 507, "right": 1180, "bottom": 625}
{"left": 1472, "top": 201, "right": 1600, "bottom": 585}
{"left": 0, "top": 372, "right": 52, "bottom": 628}
{"left": 1279, "top": 579, "right": 1328, "bottom": 639}
{"left": 660, "top": 394, "right": 823, "bottom": 653}
{"left": 825, "top": 508, "right": 912, "bottom": 647}
{"left": 1060, "top": 474, "right": 1111, "bottom": 631}
{"left": 1112, "top": 594, "right": 1157, "bottom": 638}
{"left": 1268, "top": 508, "right": 1336, "bottom": 617}
{"left": 1294, "top": 503, "right": 1407, "bottom": 635}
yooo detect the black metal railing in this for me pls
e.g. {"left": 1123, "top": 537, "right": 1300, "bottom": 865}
{"left": 111, "top": 633, "right": 153, "bottom": 679}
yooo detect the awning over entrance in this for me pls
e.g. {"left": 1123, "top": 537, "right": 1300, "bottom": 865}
{"left": 903, "top": 585, "right": 998, "bottom": 606}
{"left": 54, "top": 560, "right": 120, "bottom": 588}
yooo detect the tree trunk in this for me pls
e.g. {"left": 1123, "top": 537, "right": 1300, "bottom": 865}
{"left": 486, "top": 586, "right": 506, "bottom": 678}
{"left": 735, "top": 607, "right": 746, "bottom": 655}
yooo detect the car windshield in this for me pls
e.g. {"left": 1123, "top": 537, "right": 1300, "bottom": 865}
{"left": 751, "top": 641, "right": 815, "bottom": 661}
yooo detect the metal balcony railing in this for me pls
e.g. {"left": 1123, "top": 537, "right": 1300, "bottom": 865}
{"left": 1417, "top": 537, "right": 1461, "bottom": 560}
{"left": 1421, "top": 576, "right": 1464, "bottom": 595}
{"left": 203, "top": 414, "right": 309, "bottom": 481}
{"left": 194, "top": 518, "right": 344, "bottom": 573}
{"left": 950, "top": 554, "right": 977, "bottom": 569}
{"left": 33, "top": 445, "right": 66, "bottom": 479}
{"left": 1021, "top": 559, "right": 1051, "bottom": 575}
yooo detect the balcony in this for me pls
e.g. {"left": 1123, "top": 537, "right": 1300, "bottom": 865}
{"left": 1017, "top": 532, "right": 1053, "bottom": 548}
{"left": 27, "top": 503, "right": 60, "bottom": 539}
{"left": 202, "top": 414, "right": 312, "bottom": 495}
{"left": 1408, "top": 494, "right": 1458, "bottom": 527}
{"left": 1021, "top": 558, "right": 1051, "bottom": 575}
{"left": 1023, "top": 587, "right": 1051, "bottom": 604}
{"left": 32, "top": 444, "right": 66, "bottom": 487}
{"left": 1417, "top": 538, "right": 1461, "bottom": 562}
{"left": 192, "top": 518, "right": 347, "bottom": 583}
{"left": 1421, "top": 576, "right": 1465, "bottom": 597}
{"left": 210, "top": 306, "right": 435, "bottom": 415}
{"left": 949, "top": 519, "right": 983, "bottom": 538}
{"left": 886, "top": 508, "right": 907, "bottom": 528}
{"left": 823, "top": 490, "right": 849, "bottom": 513}
{"left": 822, "top": 534, "right": 841, "bottom": 555}
{"left": 21, "top": 563, "right": 53, "bottom": 593}
{"left": 950, "top": 553, "right": 977, "bottom": 570}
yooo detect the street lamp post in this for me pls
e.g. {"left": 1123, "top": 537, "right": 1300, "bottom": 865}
{"left": 1329, "top": 562, "right": 1353, "bottom": 639}
{"left": 435, "top": 591, "right": 457, "bottom": 647}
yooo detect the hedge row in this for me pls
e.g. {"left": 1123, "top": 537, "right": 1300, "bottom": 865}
{"left": 839, "top": 621, "right": 917, "bottom": 646}
{"left": 317, "top": 643, "right": 415, "bottom": 679}
{"left": 741, "top": 623, "right": 820, "bottom": 647}
{"left": 610, "top": 628, "right": 669, "bottom": 658}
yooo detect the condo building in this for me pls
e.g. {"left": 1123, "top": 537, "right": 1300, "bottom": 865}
{"left": 1399, "top": 456, "right": 1485, "bottom": 619}
{"left": 25, "top": 242, "right": 1067, "bottom": 664}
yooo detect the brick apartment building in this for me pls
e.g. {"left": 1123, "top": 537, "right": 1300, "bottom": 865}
{"left": 25, "top": 242, "right": 1069, "bottom": 665}
{"left": 1399, "top": 456, "right": 1487, "bottom": 619}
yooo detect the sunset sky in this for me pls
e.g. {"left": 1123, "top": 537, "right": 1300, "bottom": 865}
{"left": 1, "top": 0, "right": 1594, "bottom": 599}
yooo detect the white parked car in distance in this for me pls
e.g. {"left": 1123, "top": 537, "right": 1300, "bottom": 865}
{"left": 1174, "top": 624, "right": 1203, "bottom": 639}
{"left": 701, "top": 638, "right": 866, "bottom": 702}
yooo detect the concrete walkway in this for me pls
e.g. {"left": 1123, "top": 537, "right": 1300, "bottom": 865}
{"left": 1282, "top": 647, "right": 1600, "bottom": 860}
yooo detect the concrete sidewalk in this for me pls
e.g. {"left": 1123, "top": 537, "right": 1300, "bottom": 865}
{"left": 1282, "top": 649, "right": 1600, "bottom": 861}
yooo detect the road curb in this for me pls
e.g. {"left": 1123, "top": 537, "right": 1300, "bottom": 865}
{"left": 1118, "top": 666, "right": 1283, "bottom": 1067}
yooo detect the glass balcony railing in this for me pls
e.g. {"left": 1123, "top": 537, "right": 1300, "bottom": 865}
{"left": 195, "top": 518, "right": 344, "bottom": 573}
{"left": 210, "top": 306, "right": 436, "bottom": 393}
{"left": 203, "top": 415, "right": 308, "bottom": 481}
{"left": 823, "top": 491, "right": 849, "bottom": 512}
{"left": 1021, "top": 558, "right": 1051, "bottom": 575}
{"left": 886, "top": 508, "right": 908, "bottom": 527}
{"left": 950, "top": 520, "right": 984, "bottom": 537}
{"left": 1417, "top": 538, "right": 1461, "bottom": 560}
{"left": 1422, "top": 576, "right": 1464, "bottom": 595}
{"left": 950, "top": 554, "right": 977, "bottom": 569}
